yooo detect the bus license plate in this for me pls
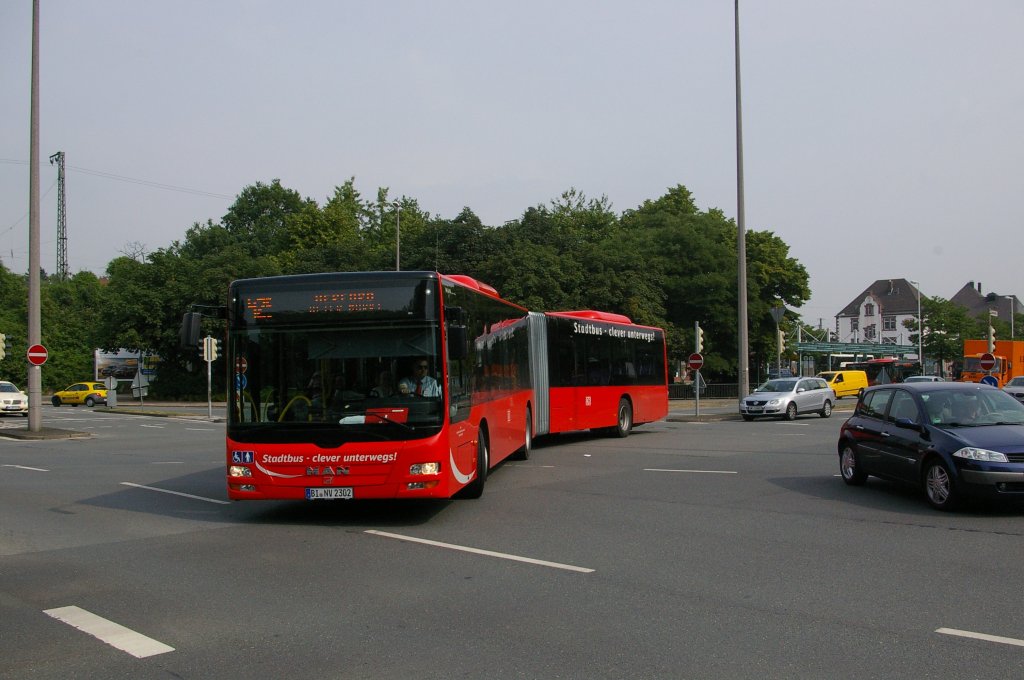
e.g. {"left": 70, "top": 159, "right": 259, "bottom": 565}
{"left": 305, "top": 487, "right": 354, "bottom": 500}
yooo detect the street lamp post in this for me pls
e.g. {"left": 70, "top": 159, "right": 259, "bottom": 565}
{"left": 734, "top": 0, "right": 750, "bottom": 401}
{"left": 910, "top": 280, "right": 923, "bottom": 374}
{"left": 392, "top": 201, "right": 401, "bottom": 271}
{"left": 1004, "top": 295, "right": 1015, "bottom": 339}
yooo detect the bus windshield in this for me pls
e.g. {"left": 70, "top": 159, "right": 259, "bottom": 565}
{"left": 229, "top": 323, "right": 444, "bottom": 439}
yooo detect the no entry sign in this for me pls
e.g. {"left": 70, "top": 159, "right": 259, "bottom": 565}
{"left": 687, "top": 352, "right": 704, "bottom": 370}
{"left": 979, "top": 352, "right": 996, "bottom": 371}
{"left": 27, "top": 344, "right": 48, "bottom": 366}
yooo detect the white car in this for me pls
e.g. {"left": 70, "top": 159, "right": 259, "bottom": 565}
{"left": 0, "top": 381, "right": 29, "bottom": 416}
{"left": 904, "top": 375, "right": 945, "bottom": 383}
{"left": 740, "top": 376, "right": 836, "bottom": 421}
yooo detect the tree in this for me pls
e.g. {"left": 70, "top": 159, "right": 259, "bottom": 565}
{"left": 221, "top": 179, "right": 309, "bottom": 257}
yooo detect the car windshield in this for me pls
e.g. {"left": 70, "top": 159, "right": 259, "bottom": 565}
{"left": 1007, "top": 377, "right": 1024, "bottom": 387}
{"left": 0, "top": 383, "right": 19, "bottom": 393}
{"left": 757, "top": 379, "right": 797, "bottom": 393}
{"left": 922, "top": 389, "right": 1024, "bottom": 426}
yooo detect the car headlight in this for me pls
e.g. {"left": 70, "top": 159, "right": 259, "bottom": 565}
{"left": 767, "top": 399, "right": 782, "bottom": 406}
{"left": 952, "top": 447, "right": 1009, "bottom": 463}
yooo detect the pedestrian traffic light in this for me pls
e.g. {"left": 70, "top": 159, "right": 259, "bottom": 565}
{"left": 696, "top": 323, "right": 704, "bottom": 353}
{"left": 202, "top": 335, "right": 218, "bottom": 362}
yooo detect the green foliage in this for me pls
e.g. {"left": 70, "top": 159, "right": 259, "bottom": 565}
{"left": 1, "top": 178, "right": 818, "bottom": 396}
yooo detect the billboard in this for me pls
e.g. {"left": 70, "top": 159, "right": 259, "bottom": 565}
{"left": 94, "top": 349, "right": 159, "bottom": 381}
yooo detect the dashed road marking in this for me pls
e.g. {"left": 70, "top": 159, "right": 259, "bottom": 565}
{"left": 936, "top": 627, "right": 1024, "bottom": 648}
{"left": 366, "top": 530, "right": 595, "bottom": 573}
{"left": 120, "top": 482, "right": 229, "bottom": 505}
{"left": 44, "top": 606, "right": 174, "bottom": 658}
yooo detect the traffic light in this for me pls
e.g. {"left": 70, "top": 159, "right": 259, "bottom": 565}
{"left": 695, "top": 323, "right": 704, "bottom": 353}
{"left": 988, "top": 323, "right": 996, "bottom": 353}
{"left": 0, "top": 333, "right": 6, "bottom": 360}
{"left": 778, "top": 329, "right": 787, "bottom": 354}
{"left": 214, "top": 338, "right": 223, "bottom": 361}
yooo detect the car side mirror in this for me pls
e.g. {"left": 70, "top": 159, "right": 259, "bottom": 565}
{"left": 893, "top": 417, "right": 921, "bottom": 431}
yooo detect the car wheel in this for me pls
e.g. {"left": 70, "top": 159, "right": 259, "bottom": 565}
{"left": 51, "top": 396, "right": 61, "bottom": 407}
{"left": 784, "top": 402, "right": 798, "bottom": 421}
{"left": 742, "top": 414, "right": 754, "bottom": 422}
{"left": 819, "top": 400, "right": 832, "bottom": 418}
{"left": 924, "top": 459, "right": 960, "bottom": 511}
{"left": 459, "top": 430, "right": 489, "bottom": 499}
{"left": 839, "top": 444, "right": 867, "bottom": 485}
{"left": 85, "top": 397, "right": 96, "bottom": 407}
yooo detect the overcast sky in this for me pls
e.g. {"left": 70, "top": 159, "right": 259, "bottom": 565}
{"left": 2, "top": 1, "right": 1022, "bottom": 328}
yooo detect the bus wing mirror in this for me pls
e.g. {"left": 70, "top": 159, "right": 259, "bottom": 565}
{"left": 447, "top": 325, "right": 467, "bottom": 360}
{"left": 179, "top": 312, "right": 202, "bottom": 348}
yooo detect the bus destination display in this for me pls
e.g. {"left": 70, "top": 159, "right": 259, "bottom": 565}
{"left": 239, "top": 284, "right": 423, "bottom": 323}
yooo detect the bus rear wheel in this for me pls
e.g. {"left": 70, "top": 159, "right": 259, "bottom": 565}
{"left": 512, "top": 407, "right": 532, "bottom": 461}
{"left": 609, "top": 398, "right": 633, "bottom": 438}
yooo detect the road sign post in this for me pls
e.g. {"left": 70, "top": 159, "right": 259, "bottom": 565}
{"left": 688, "top": 353, "right": 705, "bottom": 416}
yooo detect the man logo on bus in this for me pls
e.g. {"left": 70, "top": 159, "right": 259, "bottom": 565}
{"left": 306, "top": 466, "right": 350, "bottom": 476}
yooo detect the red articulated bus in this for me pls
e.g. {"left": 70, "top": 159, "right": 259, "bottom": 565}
{"left": 222, "top": 271, "right": 667, "bottom": 501}
{"left": 844, "top": 357, "right": 921, "bottom": 385}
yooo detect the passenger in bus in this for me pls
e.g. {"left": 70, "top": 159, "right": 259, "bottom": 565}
{"left": 329, "top": 375, "right": 364, "bottom": 410}
{"left": 399, "top": 359, "right": 441, "bottom": 397}
{"left": 369, "top": 370, "right": 394, "bottom": 398}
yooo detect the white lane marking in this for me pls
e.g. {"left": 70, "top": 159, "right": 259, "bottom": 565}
{"left": 139, "top": 424, "right": 164, "bottom": 429}
{"left": 644, "top": 468, "right": 737, "bottom": 474}
{"left": 151, "top": 461, "right": 185, "bottom": 465}
{"left": 44, "top": 606, "right": 174, "bottom": 658}
{"left": 120, "top": 482, "right": 230, "bottom": 505}
{"left": 366, "top": 530, "right": 594, "bottom": 573}
{"left": 936, "top": 628, "right": 1024, "bottom": 648}
{"left": 2, "top": 464, "right": 50, "bottom": 472}
{"left": 185, "top": 428, "right": 216, "bottom": 431}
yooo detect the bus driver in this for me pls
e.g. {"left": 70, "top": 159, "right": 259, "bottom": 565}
{"left": 399, "top": 359, "right": 441, "bottom": 397}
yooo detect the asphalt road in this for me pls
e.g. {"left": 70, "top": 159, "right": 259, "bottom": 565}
{"left": 1, "top": 407, "right": 1022, "bottom": 679}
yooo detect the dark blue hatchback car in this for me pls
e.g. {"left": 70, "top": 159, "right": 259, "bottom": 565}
{"left": 837, "top": 382, "right": 1024, "bottom": 510}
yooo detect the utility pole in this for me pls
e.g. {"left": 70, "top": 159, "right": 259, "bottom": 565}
{"left": 28, "top": 0, "right": 43, "bottom": 432}
{"left": 49, "top": 151, "right": 68, "bottom": 280}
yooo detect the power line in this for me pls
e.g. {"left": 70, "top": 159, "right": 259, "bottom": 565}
{"left": 1, "top": 158, "right": 233, "bottom": 199}
{"left": 67, "top": 165, "right": 233, "bottom": 199}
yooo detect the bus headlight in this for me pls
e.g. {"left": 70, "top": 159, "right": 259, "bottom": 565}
{"left": 229, "top": 465, "right": 253, "bottom": 477}
{"left": 409, "top": 462, "right": 441, "bottom": 476}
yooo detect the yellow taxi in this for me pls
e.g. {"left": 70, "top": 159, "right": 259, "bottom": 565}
{"left": 52, "top": 381, "right": 108, "bottom": 407}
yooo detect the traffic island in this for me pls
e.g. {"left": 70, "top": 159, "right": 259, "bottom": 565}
{"left": 0, "top": 426, "right": 91, "bottom": 440}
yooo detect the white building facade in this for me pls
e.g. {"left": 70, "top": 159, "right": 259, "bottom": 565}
{"left": 835, "top": 279, "right": 920, "bottom": 348}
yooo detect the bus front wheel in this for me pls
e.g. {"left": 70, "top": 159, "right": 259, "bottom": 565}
{"left": 459, "top": 430, "right": 489, "bottom": 499}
